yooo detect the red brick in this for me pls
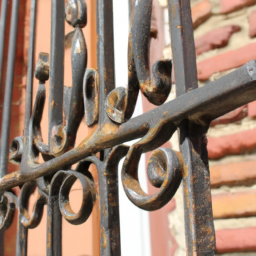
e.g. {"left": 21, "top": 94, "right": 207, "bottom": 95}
{"left": 210, "top": 105, "right": 247, "bottom": 127}
{"left": 248, "top": 101, "right": 256, "bottom": 117}
{"left": 195, "top": 25, "right": 241, "bottom": 56}
{"left": 219, "top": 0, "right": 256, "bottom": 14}
{"left": 216, "top": 227, "right": 256, "bottom": 253}
{"left": 210, "top": 160, "right": 256, "bottom": 188}
{"left": 212, "top": 190, "right": 256, "bottom": 219}
{"left": 249, "top": 10, "right": 256, "bottom": 38}
{"left": 208, "top": 128, "right": 256, "bottom": 159}
{"left": 197, "top": 42, "right": 256, "bottom": 81}
{"left": 192, "top": 0, "right": 212, "bottom": 29}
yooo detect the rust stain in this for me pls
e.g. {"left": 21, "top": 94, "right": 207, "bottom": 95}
{"left": 102, "top": 204, "right": 107, "bottom": 218}
{"left": 172, "top": 4, "right": 176, "bottom": 17}
{"left": 47, "top": 231, "right": 51, "bottom": 248}
{"left": 101, "top": 227, "right": 107, "bottom": 249}
{"left": 101, "top": 122, "right": 118, "bottom": 134}
{"left": 181, "top": 162, "right": 188, "bottom": 178}
{"left": 110, "top": 201, "right": 117, "bottom": 207}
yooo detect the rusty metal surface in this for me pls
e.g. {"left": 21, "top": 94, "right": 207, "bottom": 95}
{"left": 0, "top": 0, "right": 256, "bottom": 255}
{"left": 169, "top": 0, "right": 215, "bottom": 254}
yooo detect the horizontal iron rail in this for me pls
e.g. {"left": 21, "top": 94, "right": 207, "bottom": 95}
{"left": 0, "top": 60, "right": 255, "bottom": 192}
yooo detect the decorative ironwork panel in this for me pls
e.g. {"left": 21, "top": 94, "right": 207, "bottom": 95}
{"left": 0, "top": 0, "right": 256, "bottom": 255}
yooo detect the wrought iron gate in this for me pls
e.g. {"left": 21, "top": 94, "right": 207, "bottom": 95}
{"left": 0, "top": 0, "right": 256, "bottom": 255}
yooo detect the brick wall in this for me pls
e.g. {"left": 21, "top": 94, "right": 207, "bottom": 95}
{"left": 158, "top": 0, "right": 256, "bottom": 255}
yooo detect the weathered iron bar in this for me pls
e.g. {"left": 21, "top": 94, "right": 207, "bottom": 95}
{"left": 0, "top": 0, "right": 20, "bottom": 177}
{"left": 85, "top": 147, "right": 128, "bottom": 256}
{"left": 16, "top": 1, "right": 38, "bottom": 255}
{"left": 47, "top": 0, "right": 65, "bottom": 254}
{"left": 169, "top": 0, "right": 215, "bottom": 254}
{"left": 48, "top": 0, "right": 65, "bottom": 147}
{"left": 24, "top": 0, "right": 37, "bottom": 135}
{"left": 97, "top": 0, "right": 121, "bottom": 254}
{"left": 0, "top": 1, "right": 9, "bottom": 254}
{"left": 0, "top": 0, "right": 20, "bottom": 254}
{"left": 0, "top": 0, "right": 9, "bottom": 91}
{"left": 0, "top": 61, "right": 255, "bottom": 194}
{"left": 47, "top": 182, "right": 62, "bottom": 256}
{"left": 97, "top": 0, "right": 115, "bottom": 127}
{"left": 15, "top": 216, "right": 27, "bottom": 256}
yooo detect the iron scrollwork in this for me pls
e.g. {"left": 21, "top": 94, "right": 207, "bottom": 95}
{"left": 0, "top": 0, "right": 256, "bottom": 255}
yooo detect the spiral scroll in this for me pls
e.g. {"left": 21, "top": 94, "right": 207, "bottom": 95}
{"left": 116, "top": 110, "right": 183, "bottom": 211}
{"left": 58, "top": 170, "right": 94, "bottom": 225}
{"left": 0, "top": 192, "right": 17, "bottom": 230}
{"left": 14, "top": 169, "right": 95, "bottom": 231}
{"left": 122, "top": 147, "right": 183, "bottom": 211}
{"left": 106, "top": 0, "right": 172, "bottom": 124}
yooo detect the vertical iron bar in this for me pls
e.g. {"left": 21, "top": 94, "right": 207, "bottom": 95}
{"left": 0, "top": 1, "right": 9, "bottom": 253}
{"left": 99, "top": 173, "right": 121, "bottom": 256}
{"left": 0, "top": 0, "right": 20, "bottom": 177}
{"left": 128, "top": 0, "right": 134, "bottom": 15}
{"left": 0, "top": 231, "right": 3, "bottom": 256}
{"left": 15, "top": 219, "right": 28, "bottom": 256}
{"left": 97, "top": 0, "right": 115, "bottom": 127}
{"left": 24, "top": 0, "right": 37, "bottom": 135}
{"left": 0, "top": 0, "right": 20, "bottom": 254}
{"left": 168, "top": 0, "right": 198, "bottom": 96}
{"left": 47, "top": 197, "right": 62, "bottom": 256}
{"left": 46, "top": 1, "right": 65, "bottom": 255}
{"left": 0, "top": 0, "right": 9, "bottom": 91}
{"left": 16, "top": 1, "right": 38, "bottom": 255}
{"left": 96, "top": 1, "right": 121, "bottom": 255}
{"left": 48, "top": 0, "right": 65, "bottom": 144}
{"left": 168, "top": 0, "right": 215, "bottom": 255}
